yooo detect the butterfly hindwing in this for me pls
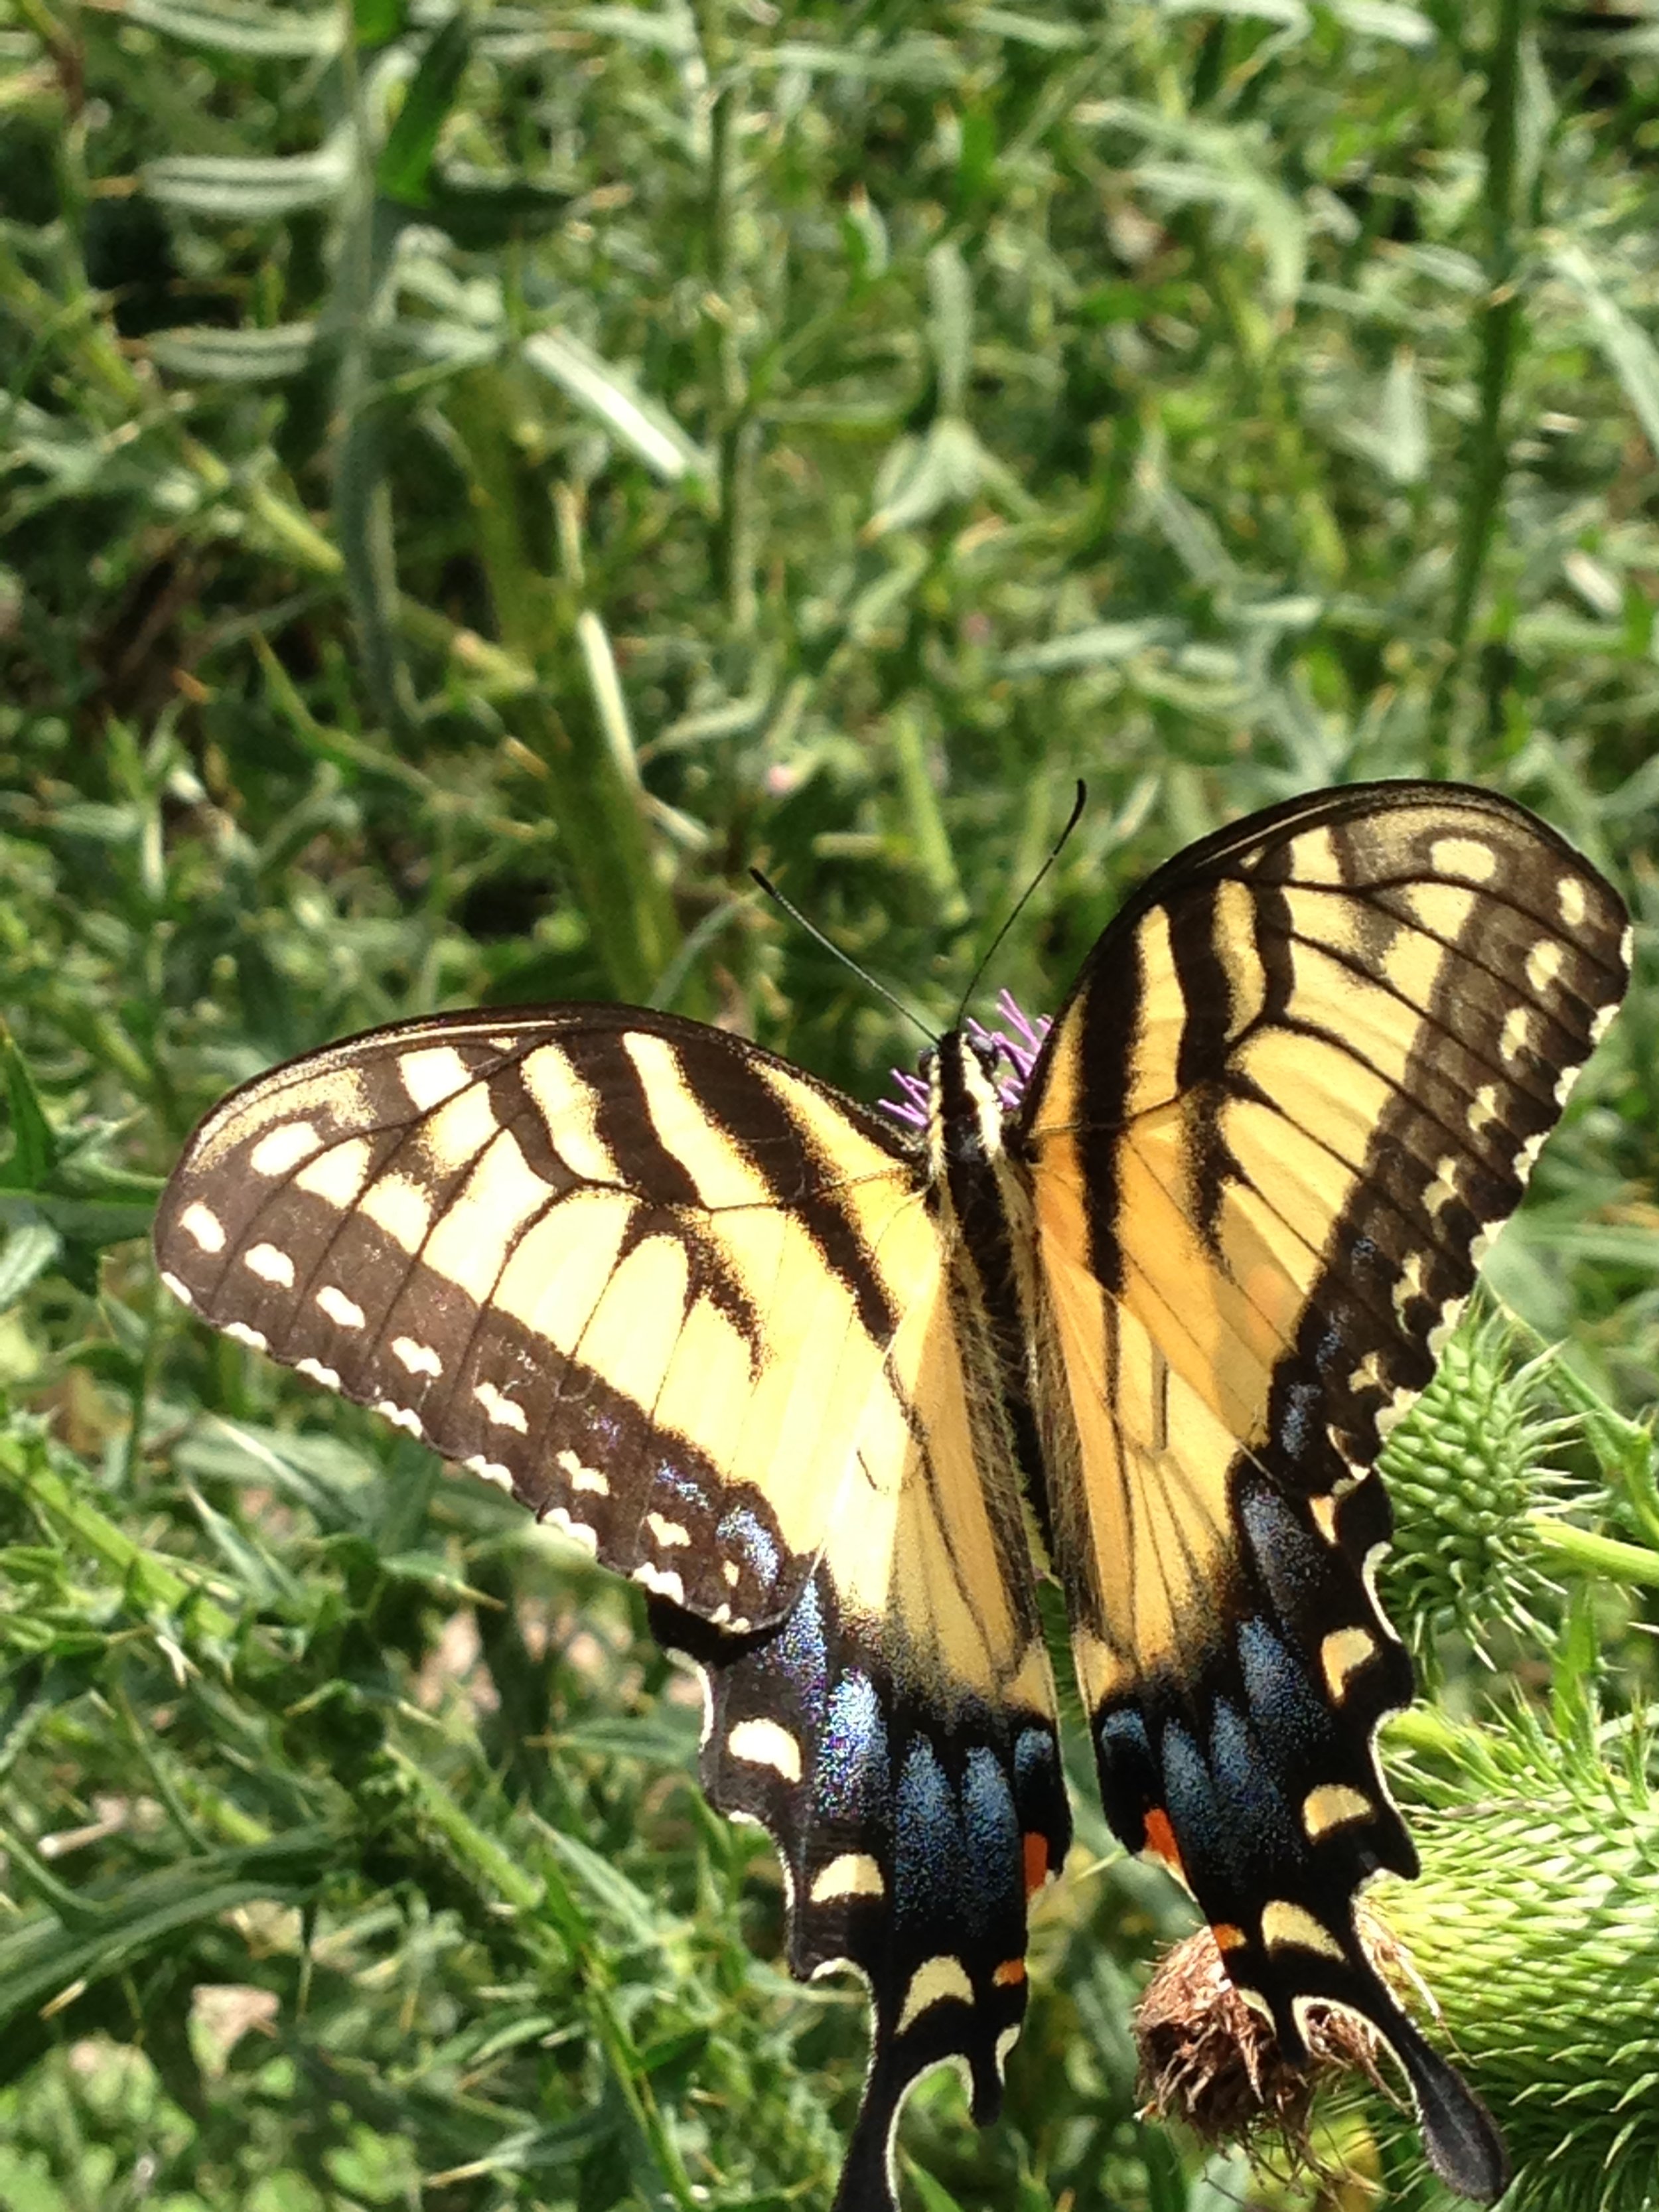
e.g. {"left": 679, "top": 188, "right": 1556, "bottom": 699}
{"left": 1019, "top": 781, "right": 1628, "bottom": 2193}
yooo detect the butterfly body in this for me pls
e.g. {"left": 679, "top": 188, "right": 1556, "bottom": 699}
{"left": 155, "top": 782, "right": 1630, "bottom": 2209}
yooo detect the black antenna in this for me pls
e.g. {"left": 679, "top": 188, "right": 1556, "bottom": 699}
{"left": 955, "top": 779, "right": 1086, "bottom": 1027}
{"left": 750, "top": 870, "right": 938, "bottom": 1048}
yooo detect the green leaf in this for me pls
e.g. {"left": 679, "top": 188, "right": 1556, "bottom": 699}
{"left": 147, "top": 323, "right": 321, "bottom": 382}
{"left": 0, "top": 1032, "right": 58, "bottom": 1191}
{"left": 144, "top": 145, "right": 352, "bottom": 217}
{"left": 522, "top": 331, "right": 710, "bottom": 483}
{"left": 121, "top": 0, "right": 342, "bottom": 56}
{"left": 0, "top": 1224, "right": 62, "bottom": 1313}
{"left": 377, "top": 13, "right": 472, "bottom": 206}
{"left": 1554, "top": 242, "right": 1659, "bottom": 458}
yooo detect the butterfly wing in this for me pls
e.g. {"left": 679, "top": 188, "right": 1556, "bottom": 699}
{"left": 1018, "top": 781, "right": 1628, "bottom": 2195}
{"left": 156, "top": 1004, "right": 932, "bottom": 1630}
{"left": 155, "top": 1003, "right": 1068, "bottom": 2209}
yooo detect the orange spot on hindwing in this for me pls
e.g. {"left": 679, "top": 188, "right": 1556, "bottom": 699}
{"left": 1022, "top": 1831, "right": 1050, "bottom": 1896}
{"left": 993, "top": 1957, "right": 1026, "bottom": 1988}
{"left": 1141, "top": 1806, "right": 1185, "bottom": 1878}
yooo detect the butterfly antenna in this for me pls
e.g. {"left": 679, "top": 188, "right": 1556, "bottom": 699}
{"left": 750, "top": 870, "right": 938, "bottom": 1047}
{"left": 955, "top": 779, "right": 1086, "bottom": 1027}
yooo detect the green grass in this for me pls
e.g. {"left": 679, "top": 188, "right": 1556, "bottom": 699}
{"left": 3, "top": 1, "right": 1658, "bottom": 2207}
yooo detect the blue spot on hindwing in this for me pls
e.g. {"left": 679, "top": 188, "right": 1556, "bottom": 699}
{"left": 1240, "top": 1481, "right": 1327, "bottom": 1621}
{"left": 1014, "top": 1726, "right": 1056, "bottom": 1795}
{"left": 816, "top": 1670, "right": 889, "bottom": 1825}
{"left": 1159, "top": 1718, "right": 1225, "bottom": 1886}
{"left": 1275, "top": 1378, "right": 1321, "bottom": 1462}
{"left": 716, "top": 1503, "right": 782, "bottom": 1590}
{"left": 1208, "top": 1695, "right": 1297, "bottom": 1883}
{"left": 962, "top": 1747, "right": 1019, "bottom": 1933}
{"left": 772, "top": 1577, "right": 828, "bottom": 1722}
{"left": 652, "top": 1461, "right": 705, "bottom": 1509}
{"left": 895, "top": 1737, "right": 965, "bottom": 1931}
{"left": 1237, "top": 1615, "right": 1331, "bottom": 1766}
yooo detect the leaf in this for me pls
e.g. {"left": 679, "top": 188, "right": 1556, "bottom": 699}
{"left": 1329, "top": 0, "right": 1435, "bottom": 42}
{"left": 522, "top": 331, "right": 710, "bottom": 483}
{"left": 147, "top": 324, "right": 321, "bottom": 383}
{"left": 865, "top": 417, "right": 989, "bottom": 536}
{"left": 999, "top": 619, "right": 1179, "bottom": 676}
{"left": 144, "top": 145, "right": 352, "bottom": 218}
{"left": 926, "top": 242, "right": 974, "bottom": 415}
{"left": 0, "top": 1031, "right": 58, "bottom": 1191}
{"left": 1553, "top": 244, "right": 1659, "bottom": 459}
{"left": 120, "top": 0, "right": 342, "bottom": 56}
{"left": 0, "top": 1224, "right": 62, "bottom": 1313}
{"left": 417, "top": 171, "right": 575, "bottom": 249}
{"left": 378, "top": 13, "right": 472, "bottom": 206}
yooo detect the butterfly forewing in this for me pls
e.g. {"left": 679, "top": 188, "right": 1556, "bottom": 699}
{"left": 1017, "top": 782, "right": 1628, "bottom": 2195}
{"left": 156, "top": 1005, "right": 930, "bottom": 1632}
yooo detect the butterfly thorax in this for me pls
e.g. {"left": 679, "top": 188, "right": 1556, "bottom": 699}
{"left": 924, "top": 1033, "right": 1052, "bottom": 1521}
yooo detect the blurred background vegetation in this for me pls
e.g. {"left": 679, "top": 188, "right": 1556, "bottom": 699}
{"left": 3, "top": 0, "right": 1658, "bottom": 2207}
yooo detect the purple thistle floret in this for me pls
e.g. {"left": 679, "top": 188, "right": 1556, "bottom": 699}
{"left": 879, "top": 989, "right": 1052, "bottom": 1130}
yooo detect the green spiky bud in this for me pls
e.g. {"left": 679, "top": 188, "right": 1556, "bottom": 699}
{"left": 1357, "top": 1708, "right": 1659, "bottom": 2210}
{"left": 1378, "top": 1312, "right": 1581, "bottom": 1666}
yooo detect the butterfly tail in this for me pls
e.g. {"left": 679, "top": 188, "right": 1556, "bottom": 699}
{"left": 831, "top": 2033, "right": 1007, "bottom": 2212}
{"left": 1268, "top": 1943, "right": 1510, "bottom": 2205}
{"left": 1378, "top": 2000, "right": 1510, "bottom": 2204}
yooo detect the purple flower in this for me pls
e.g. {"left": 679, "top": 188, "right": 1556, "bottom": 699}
{"left": 879, "top": 991, "right": 1052, "bottom": 1130}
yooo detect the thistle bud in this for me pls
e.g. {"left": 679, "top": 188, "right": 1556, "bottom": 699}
{"left": 1378, "top": 1313, "right": 1581, "bottom": 1668}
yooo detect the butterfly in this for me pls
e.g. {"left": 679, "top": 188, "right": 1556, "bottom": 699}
{"left": 154, "top": 780, "right": 1629, "bottom": 2208}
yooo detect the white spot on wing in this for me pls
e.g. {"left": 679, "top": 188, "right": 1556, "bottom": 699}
{"left": 1557, "top": 875, "right": 1588, "bottom": 929}
{"left": 549, "top": 1506, "right": 599, "bottom": 1556}
{"left": 810, "top": 1852, "right": 885, "bottom": 1904}
{"left": 464, "top": 1453, "right": 515, "bottom": 1495}
{"left": 1469, "top": 1083, "right": 1502, "bottom": 1136}
{"left": 223, "top": 1321, "right": 268, "bottom": 1351}
{"left": 179, "top": 1202, "right": 226, "bottom": 1254}
{"left": 556, "top": 1447, "right": 609, "bottom": 1495}
{"left": 244, "top": 1242, "right": 295, "bottom": 1288}
{"left": 1526, "top": 940, "right": 1565, "bottom": 995}
{"left": 295, "top": 1356, "right": 341, "bottom": 1389}
{"left": 646, "top": 1511, "right": 691, "bottom": 1549}
{"left": 392, "top": 1336, "right": 442, "bottom": 1378}
{"left": 160, "top": 1271, "right": 195, "bottom": 1309}
{"left": 1261, "top": 1901, "right": 1345, "bottom": 1962}
{"left": 1422, "top": 1158, "right": 1461, "bottom": 1218}
{"left": 399, "top": 1046, "right": 474, "bottom": 1112}
{"left": 316, "top": 1284, "right": 366, "bottom": 1329}
{"left": 248, "top": 1120, "right": 323, "bottom": 1177}
{"left": 632, "top": 1562, "right": 684, "bottom": 1603}
{"left": 897, "top": 1955, "right": 974, "bottom": 2032}
{"left": 727, "top": 1717, "right": 802, "bottom": 1781}
{"left": 1429, "top": 835, "right": 1496, "bottom": 883}
{"left": 474, "top": 1378, "right": 528, "bottom": 1432}
{"left": 1500, "top": 1004, "right": 1533, "bottom": 1066}
{"left": 373, "top": 1398, "right": 424, "bottom": 1438}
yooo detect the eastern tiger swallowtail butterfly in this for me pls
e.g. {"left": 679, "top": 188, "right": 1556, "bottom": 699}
{"left": 155, "top": 780, "right": 1628, "bottom": 2208}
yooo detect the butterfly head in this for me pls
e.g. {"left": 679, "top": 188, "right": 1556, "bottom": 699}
{"left": 882, "top": 993, "right": 1052, "bottom": 1170}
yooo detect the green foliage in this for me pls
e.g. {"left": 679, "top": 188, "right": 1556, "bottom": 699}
{"left": 3, "top": 1, "right": 1658, "bottom": 2208}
